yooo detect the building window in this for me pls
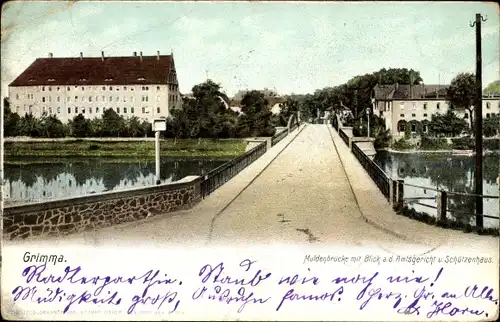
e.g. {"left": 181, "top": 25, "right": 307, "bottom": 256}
{"left": 400, "top": 114, "right": 405, "bottom": 117}
{"left": 423, "top": 113, "right": 428, "bottom": 117}
{"left": 96, "top": 96, "right": 98, "bottom": 101}
{"left": 57, "top": 87, "right": 60, "bottom": 91}
{"left": 437, "top": 103, "right": 440, "bottom": 109}
{"left": 109, "top": 86, "right": 113, "bottom": 91}
{"left": 75, "top": 107, "right": 78, "bottom": 114}
{"left": 423, "top": 125, "right": 428, "bottom": 133}
{"left": 67, "top": 87, "right": 70, "bottom": 91}
{"left": 131, "top": 88, "right": 134, "bottom": 91}
{"left": 81, "top": 96, "right": 85, "bottom": 102}
{"left": 124, "top": 107, "right": 127, "bottom": 113}
{"left": 116, "top": 87, "right": 120, "bottom": 91}
{"left": 146, "top": 86, "right": 149, "bottom": 90}
{"left": 42, "top": 86, "right": 45, "bottom": 91}
{"left": 486, "top": 113, "right": 490, "bottom": 118}
{"left": 102, "top": 96, "right": 105, "bottom": 101}
{"left": 82, "top": 87, "right": 85, "bottom": 91}
{"left": 89, "top": 107, "right": 92, "bottom": 114}
{"left": 397, "top": 121, "right": 406, "bottom": 132}
{"left": 49, "top": 107, "right": 52, "bottom": 114}
{"left": 82, "top": 108, "right": 85, "bottom": 114}
{"left": 102, "top": 86, "right": 106, "bottom": 91}
{"left": 116, "top": 96, "right": 119, "bottom": 102}
{"left": 68, "top": 107, "right": 71, "bottom": 114}
{"left": 124, "top": 86, "right": 127, "bottom": 90}
{"left": 16, "top": 94, "right": 19, "bottom": 100}
{"left": 131, "top": 107, "right": 135, "bottom": 114}
{"left": 75, "top": 96, "right": 78, "bottom": 100}
{"left": 96, "top": 107, "right": 100, "bottom": 113}
{"left": 16, "top": 106, "right": 19, "bottom": 112}
{"left": 109, "top": 96, "right": 112, "bottom": 102}
{"left": 142, "top": 107, "right": 146, "bottom": 113}
{"left": 42, "top": 106, "right": 46, "bottom": 114}
{"left": 42, "top": 97, "right": 46, "bottom": 102}
{"left": 412, "top": 113, "right": 416, "bottom": 117}
{"left": 123, "top": 96, "right": 127, "bottom": 102}
{"left": 89, "top": 97, "right": 92, "bottom": 102}
{"left": 57, "top": 107, "right": 61, "bottom": 114}
{"left": 423, "top": 103, "right": 427, "bottom": 110}
{"left": 411, "top": 124, "right": 416, "bottom": 132}
{"left": 57, "top": 96, "right": 60, "bottom": 102}
{"left": 157, "top": 86, "right": 160, "bottom": 90}
{"left": 157, "top": 107, "right": 160, "bottom": 113}
{"left": 486, "top": 102, "right": 491, "bottom": 109}
{"left": 117, "top": 107, "right": 120, "bottom": 113}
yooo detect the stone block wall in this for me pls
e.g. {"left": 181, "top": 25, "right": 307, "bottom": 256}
{"left": 3, "top": 176, "right": 201, "bottom": 240}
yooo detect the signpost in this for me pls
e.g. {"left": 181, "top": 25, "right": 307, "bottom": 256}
{"left": 153, "top": 118, "right": 167, "bottom": 185}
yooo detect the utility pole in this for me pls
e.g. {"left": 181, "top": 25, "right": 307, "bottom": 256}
{"left": 470, "top": 13, "right": 487, "bottom": 228}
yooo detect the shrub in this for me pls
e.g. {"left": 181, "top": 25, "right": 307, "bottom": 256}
{"left": 392, "top": 138, "right": 414, "bottom": 150}
{"left": 420, "top": 136, "right": 450, "bottom": 150}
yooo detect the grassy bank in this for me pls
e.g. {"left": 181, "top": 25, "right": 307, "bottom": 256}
{"left": 390, "top": 137, "right": 500, "bottom": 152}
{"left": 4, "top": 139, "right": 247, "bottom": 158}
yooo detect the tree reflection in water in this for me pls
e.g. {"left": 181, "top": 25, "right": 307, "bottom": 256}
{"left": 4, "top": 158, "right": 227, "bottom": 204}
{"left": 374, "top": 152, "right": 499, "bottom": 226}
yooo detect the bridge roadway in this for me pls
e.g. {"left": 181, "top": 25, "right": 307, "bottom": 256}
{"left": 6, "top": 124, "right": 498, "bottom": 255}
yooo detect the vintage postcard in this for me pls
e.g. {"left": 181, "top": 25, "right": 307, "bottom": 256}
{"left": 1, "top": 0, "right": 499, "bottom": 320}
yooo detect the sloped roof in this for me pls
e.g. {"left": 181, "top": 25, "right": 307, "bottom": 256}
{"left": 9, "top": 54, "right": 175, "bottom": 86}
{"left": 373, "top": 83, "right": 449, "bottom": 100}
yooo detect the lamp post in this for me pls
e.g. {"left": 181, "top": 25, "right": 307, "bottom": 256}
{"left": 367, "top": 107, "right": 371, "bottom": 138}
{"left": 153, "top": 118, "right": 167, "bottom": 185}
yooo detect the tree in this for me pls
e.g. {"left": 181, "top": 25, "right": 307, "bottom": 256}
{"left": 483, "top": 114, "right": 500, "bottom": 137}
{"left": 41, "top": 115, "right": 67, "bottom": 138}
{"left": 447, "top": 73, "right": 476, "bottom": 129}
{"left": 3, "top": 98, "right": 21, "bottom": 136}
{"left": 428, "top": 109, "right": 468, "bottom": 137}
{"left": 239, "top": 90, "right": 275, "bottom": 137}
{"left": 483, "top": 80, "right": 500, "bottom": 95}
{"left": 18, "top": 113, "right": 44, "bottom": 137}
{"left": 101, "top": 108, "right": 125, "bottom": 137}
{"left": 70, "top": 114, "right": 90, "bottom": 137}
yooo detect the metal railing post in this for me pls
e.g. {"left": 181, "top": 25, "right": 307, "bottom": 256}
{"left": 396, "top": 180, "right": 404, "bottom": 211}
{"left": 436, "top": 190, "right": 447, "bottom": 224}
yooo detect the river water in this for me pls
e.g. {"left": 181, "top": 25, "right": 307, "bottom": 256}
{"left": 374, "top": 151, "right": 499, "bottom": 228}
{"left": 3, "top": 157, "right": 227, "bottom": 206}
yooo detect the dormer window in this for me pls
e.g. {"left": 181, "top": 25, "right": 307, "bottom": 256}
{"left": 48, "top": 79, "right": 55, "bottom": 82}
{"left": 105, "top": 78, "right": 113, "bottom": 82}
{"left": 80, "top": 78, "right": 87, "bottom": 82}
{"left": 138, "top": 77, "right": 145, "bottom": 81}
{"left": 29, "top": 78, "right": 36, "bottom": 82}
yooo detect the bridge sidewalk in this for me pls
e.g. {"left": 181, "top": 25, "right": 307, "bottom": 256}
{"left": 327, "top": 125, "right": 498, "bottom": 251}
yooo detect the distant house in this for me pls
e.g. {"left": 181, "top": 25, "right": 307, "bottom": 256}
{"left": 228, "top": 96, "right": 286, "bottom": 115}
{"left": 372, "top": 83, "right": 500, "bottom": 138}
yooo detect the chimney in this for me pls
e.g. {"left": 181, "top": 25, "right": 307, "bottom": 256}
{"left": 48, "top": 52, "right": 53, "bottom": 58}
{"left": 101, "top": 51, "right": 105, "bottom": 61}
{"left": 140, "top": 51, "right": 143, "bottom": 61}
{"left": 80, "top": 52, "right": 83, "bottom": 60}
{"left": 157, "top": 51, "right": 160, "bottom": 61}
{"left": 133, "top": 51, "right": 137, "bottom": 57}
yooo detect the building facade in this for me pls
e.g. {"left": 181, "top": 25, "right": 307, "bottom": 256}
{"left": 372, "top": 83, "right": 500, "bottom": 138}
{"left": 8, "top": 51, "right": 181, "bottom": 123}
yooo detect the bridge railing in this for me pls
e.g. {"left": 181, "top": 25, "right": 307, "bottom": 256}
{"left": 339, "top": 128, "right": 349, "bottom": 146}
{"left": 271, "top": 129, "right": 288, "bottom": 147}
{"left": 351, "top": 142, "right": 391, "bottom": 200}
{"left": 200, "top": 141, "right": 267, "bottom": 198}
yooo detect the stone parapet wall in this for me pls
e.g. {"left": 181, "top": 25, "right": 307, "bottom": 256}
{"left": 3, "top": 176, "right": 201, "bottom": 240}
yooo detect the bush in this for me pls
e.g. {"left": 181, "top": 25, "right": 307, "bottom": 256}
{"left": 483, "top": 138, "right": 500, "bottom": 151}
{"left": 392, "top": 138, "right": 414, "bottom": 150}
{"left": 451, "top": 137, "right": 474, "bottom": 150}
{"left": 420, "top": 136, "right": 450, "bottom": 150}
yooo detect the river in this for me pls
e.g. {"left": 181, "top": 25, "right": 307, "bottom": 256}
{"left": 3, "top": 157, "right": 228, "bottom": 206}
{"left": 374, "top": 151, "right": 499, "bottom": 229}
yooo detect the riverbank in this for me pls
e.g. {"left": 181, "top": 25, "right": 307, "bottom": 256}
{"left": 3, "top": 139, "right": 246, "bottom": 158}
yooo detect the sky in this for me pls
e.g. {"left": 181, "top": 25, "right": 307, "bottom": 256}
{"left": 1, "top": 1, "right": 499, "bottom": 97}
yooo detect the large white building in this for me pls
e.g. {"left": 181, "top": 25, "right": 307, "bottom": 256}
{"left": 372, "top": 83, "right": 500, "bottom": 138}
{"left": 8, "top": 51, "right": 181, "bottom": 123}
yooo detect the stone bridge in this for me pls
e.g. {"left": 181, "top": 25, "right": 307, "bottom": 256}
{"left": 2, "top": 124, "right": 497, "bottom": 254}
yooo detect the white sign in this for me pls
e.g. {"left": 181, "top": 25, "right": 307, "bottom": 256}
{"left": 153, "top": 118, "right": 167, "bottom": 132}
